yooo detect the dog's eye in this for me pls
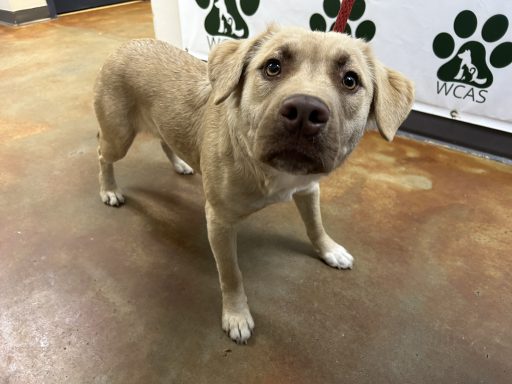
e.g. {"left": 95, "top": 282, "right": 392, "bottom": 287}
{"left": 342, "top": 72, "right": 358, "bottom": 90}
{"left": 264, "top": 59, "right": 281, "bottom": 77}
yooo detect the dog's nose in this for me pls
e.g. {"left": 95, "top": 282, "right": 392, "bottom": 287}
{"left": 279, "top": 95, "right": 329, "bottom": 137}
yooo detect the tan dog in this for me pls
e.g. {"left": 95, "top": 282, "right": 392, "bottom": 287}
{"left": 94, "top": 26, "right": 414, "bottom": 344}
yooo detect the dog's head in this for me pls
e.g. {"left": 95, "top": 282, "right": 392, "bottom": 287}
{"left": 208, "top": 26, "right": 414, "bottom": 175}
{"left": 458, "top": 49, "right": 471, "bottom": 60}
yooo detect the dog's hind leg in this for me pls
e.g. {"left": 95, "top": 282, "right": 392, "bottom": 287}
{"left": 95, "top": 100, "right": 136, "bottom": 206}
{"left": 160, "top": 141, "right": 194, "bottom": 175}
{"left": 97, "top": 129, "right": 135, "bottom": 206}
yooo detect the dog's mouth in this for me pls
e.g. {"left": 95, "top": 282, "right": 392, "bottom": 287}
{"left": 262, "top": 149, "right": 326, "bottom": 175}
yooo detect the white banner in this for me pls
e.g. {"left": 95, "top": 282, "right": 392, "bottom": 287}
{"left": 171, "top": 0, "right": 512, "bottom": 133}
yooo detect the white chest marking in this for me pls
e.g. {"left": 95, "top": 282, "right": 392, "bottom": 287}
{"left": 264, "top": 173, "right": 322, "bottom": 204}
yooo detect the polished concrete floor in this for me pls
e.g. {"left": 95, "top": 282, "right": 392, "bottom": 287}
{"left": 1, "top": 2, "right": 512, "bottom": 383}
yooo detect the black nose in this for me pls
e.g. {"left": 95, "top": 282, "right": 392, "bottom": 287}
{"left": 279, "top": 95, "right": 330, "bottom": 137}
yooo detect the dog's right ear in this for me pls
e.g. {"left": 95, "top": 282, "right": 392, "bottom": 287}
{"left": 208, "top": 25, "right": 278, "bottom": 105}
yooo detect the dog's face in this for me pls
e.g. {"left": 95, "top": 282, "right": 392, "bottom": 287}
{"left": 209, "top": 26, "right": 414, "bottom": 175}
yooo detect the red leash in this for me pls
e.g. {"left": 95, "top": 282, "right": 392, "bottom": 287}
{"left": 333, "top": 0, "right": 356, "bottom": 33}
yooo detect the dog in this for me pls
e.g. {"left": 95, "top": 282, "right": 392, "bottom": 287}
{"left": 454, "top": 49, "right": 486, "bottom": 85}
{"left": 94, "top": 25, "right": 414, "bottom": 344}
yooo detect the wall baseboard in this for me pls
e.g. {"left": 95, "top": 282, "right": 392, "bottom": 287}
{"left": 401, "top": 111, "right": 512, "bottom": 160}
{"left": 0, "top": 6, "right": 50, "bottom": 25}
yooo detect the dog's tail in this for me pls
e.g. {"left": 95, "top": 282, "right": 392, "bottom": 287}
{"left": 469, "top": 68, "right": 487, "bottom": 85}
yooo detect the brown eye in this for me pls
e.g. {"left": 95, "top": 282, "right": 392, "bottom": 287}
{"left": 265, "top": 59, "right": 281, "bottom": 77}
{"left": 342, "top": 71, "right": 358, "bottom": 90}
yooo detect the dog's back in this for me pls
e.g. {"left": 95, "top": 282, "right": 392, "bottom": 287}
{"left": 94, "top": 39, "right": 210, "bottom": 170}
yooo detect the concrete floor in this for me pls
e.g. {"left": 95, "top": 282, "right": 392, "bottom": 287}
{"left": 1, "top": 2, "right": 512, "bottom": 383}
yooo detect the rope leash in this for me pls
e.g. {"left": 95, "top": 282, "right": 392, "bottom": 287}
{"left": 333, "top": 0, "right": 356, "bottom": 33}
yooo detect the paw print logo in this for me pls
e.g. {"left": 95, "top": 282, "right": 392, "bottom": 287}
{"left": 309, "top": 0, "right": 376, "bottom": 41}
{"left": 195, "top": 0, "right": 260, "bottom": 39}
{"left": 433, "top": 11, "right": 512, "bottom": 88}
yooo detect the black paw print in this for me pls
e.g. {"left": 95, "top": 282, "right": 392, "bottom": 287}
{"left": 195, "top": 0, "right": 260, "bottom": 39}
{"left": 433, "top": 10, "right": 512, "bottom": 88}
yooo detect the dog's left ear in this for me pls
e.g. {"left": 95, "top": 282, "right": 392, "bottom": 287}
{"left": 367, "top": 53, "right": 415, "bottom": 141}
{"left": 208, "top": 25, "right": 278, "bottom": 105}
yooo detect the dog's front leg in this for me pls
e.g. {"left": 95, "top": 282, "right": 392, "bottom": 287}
{"left": 205, "top": 202, "right": 254, "bottom": 344}
{"left": 293, "top": 183, "right": 354, "bottom": 269}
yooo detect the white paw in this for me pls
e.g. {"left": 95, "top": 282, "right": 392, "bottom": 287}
{"left": 222, "top": 308, "right": 254, "bottom": 344}
{"left": 173, "top": 159, "right": 194, "bottom": 175}
{"left": 100, "top": 190, "right": 125, "bottom": 207}
{"left": 320, "top": 243, "right": 354, "bottom": 269}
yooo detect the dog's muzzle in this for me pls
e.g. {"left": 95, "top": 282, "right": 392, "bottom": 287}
{"left": 279, "top": 94, "right": 330, "bottom": 138}
{"left": 260, "top": 94, "right": 332, "bottom": 175}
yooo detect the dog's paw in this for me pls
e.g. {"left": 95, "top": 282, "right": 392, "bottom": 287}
{"left": 100, "top": 189, "right": 125, "bottom": 207}
{"left": 173, "top": 158, "right": 194, "bottom": 175}
{"left": 320, "top": 242, "right": 354, "bottom": 269}
{"left": 222, "top": 307, "right": 254, "bottom": 344}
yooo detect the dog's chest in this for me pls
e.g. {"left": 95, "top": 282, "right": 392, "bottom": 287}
{"left": 260, "top": 173, "right": 322, "bottom": 206}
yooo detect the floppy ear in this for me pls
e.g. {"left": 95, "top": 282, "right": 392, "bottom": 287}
{"left": 208, "top": 25, "right": 278, "bottom": 105}
{"left": 369, "top": 57, "right": 415, "bottom": 141}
